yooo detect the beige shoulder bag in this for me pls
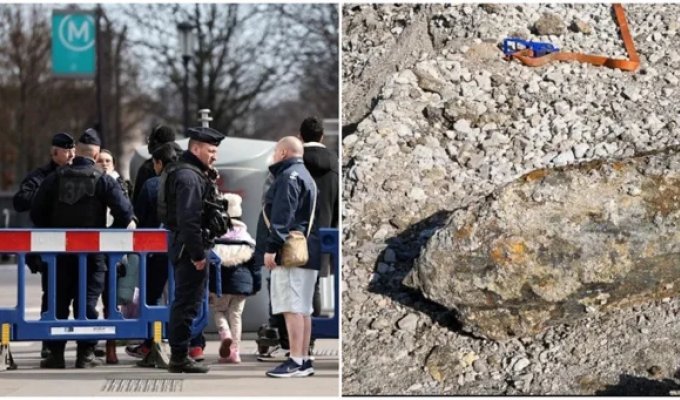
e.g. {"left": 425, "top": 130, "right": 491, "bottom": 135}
{"left": 262, "top": 182, "right": 317, "bottom": 268}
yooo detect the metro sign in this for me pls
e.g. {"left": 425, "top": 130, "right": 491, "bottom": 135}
{"left": 51, "top": 10, "right": 96, "bottom": 78}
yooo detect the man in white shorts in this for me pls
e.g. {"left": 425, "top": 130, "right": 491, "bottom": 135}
{"left": 262, "top": 136, "right": 320, "bottom": 378}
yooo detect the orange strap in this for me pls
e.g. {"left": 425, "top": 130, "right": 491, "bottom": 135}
{"left": 507, "top": 4, "right": 640, "bottom": 72}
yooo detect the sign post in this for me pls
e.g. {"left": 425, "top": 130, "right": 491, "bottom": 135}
{"left": 51, "top": 10, "right": 96, "bottom": 78}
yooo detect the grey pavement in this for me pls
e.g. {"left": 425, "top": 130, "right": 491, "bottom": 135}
{"left": 0, "top": 262, "right": 339, "bottom": 396}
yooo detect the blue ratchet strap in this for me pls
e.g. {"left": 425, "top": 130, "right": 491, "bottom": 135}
{"left": 502, "top": 5, "right": 639, "bottom": 71}
{"left": 502, "top": 38, "right": 559, "bottom": 58}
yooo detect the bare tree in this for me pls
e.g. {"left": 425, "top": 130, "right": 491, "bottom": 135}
{"left": 0, "top": 6, "right": 57, "bottom": 187}
{"left": 99, "top": 14, "right": 150, "bottom": 157}
{"left": 0, "top": 4, "right": 149, "bottom": 189}
{"left": 248, "top": 4, "right": 339, "bottom": 140}
{"left": 276, "top": 3, "right": 339, "bottom": 117}
{"left": 123, "top": 4, "right": 300, "bottom": 136}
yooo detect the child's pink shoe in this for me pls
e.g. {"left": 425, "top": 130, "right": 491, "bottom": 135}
{"left": 218, "top": 348, "right": 241, "bottom": 364}
{"left": 218, "top": 329, "right": 232, "bottom": 358}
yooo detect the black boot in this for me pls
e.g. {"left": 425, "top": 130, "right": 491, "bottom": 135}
{"left": 40, "top": 342, "right": 51, "bottom": 359}
{"left": 75, "top": 345, "right": 102, "bottom": 369}
{"left": 168, "top": 354, "right": 209, "bottom": 373}
{"left": 40, "top": 351, "right": 65, "bottom": 369}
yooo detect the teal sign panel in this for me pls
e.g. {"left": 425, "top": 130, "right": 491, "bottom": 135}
{"left": 51, "top": 11, "right": 95, "bottom": 77}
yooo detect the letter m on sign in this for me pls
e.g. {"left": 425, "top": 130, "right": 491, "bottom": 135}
{"left": 51, "top": 10, "right": 96, "bottom": 78}
{"left": 68, "top": 20, "right": 90, "bottom": 43}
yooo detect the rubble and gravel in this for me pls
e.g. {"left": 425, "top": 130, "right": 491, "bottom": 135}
{"left": 342, "top": 3, "right": 680, "bottom": 395}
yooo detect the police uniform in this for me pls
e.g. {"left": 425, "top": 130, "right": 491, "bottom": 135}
{"left": 13, "top": 132, "right": 75, "bottom": 359}
{"left": 160, "top": 127, "right": 225, "bottom": 373}
{"left": 30, "top": 129, "right": 134, "bottom": 369}
{"left": 13, "top": 133, "right": 75, "bottom": 212}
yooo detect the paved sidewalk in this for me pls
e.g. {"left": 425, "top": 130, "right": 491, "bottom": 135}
{"left": 0, "top": 337, "right": 339, "bottom": 396}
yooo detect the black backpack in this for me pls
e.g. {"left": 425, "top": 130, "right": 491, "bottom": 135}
{"left": 157, "top": 162, "right": 230, "bottom": 243}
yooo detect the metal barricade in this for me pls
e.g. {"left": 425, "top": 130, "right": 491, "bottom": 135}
{"left": 0, "top": 227, "right": 340, "bottom": 370}
{"left": 311, "top": 228, "right": 339, "bottom": 339}
{"left": 0, "top": 228, "right": 174, "bottom": 370}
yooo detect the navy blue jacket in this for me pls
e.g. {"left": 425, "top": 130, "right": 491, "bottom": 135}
{"left": 132, "top": 158, "right": 156, "bottom": 205}
{"left": 30, "top": 157, "right": 134, "bottom": 228}
{"left": 260, "top": 157, "right": 320, "bottom": 271}
{"left": 170, "top": 151, "right": 211, "bottom": 262}
{"left": 254, "top": 174, "right": 273, "bottom": 267}
{"left": 134, "top": 176, "right": 161, "bottom": 228}
{"left": 208, "top": 246, "right": 262, "bottom": 296}
{"left": 13, "top": 160, "right": 59, "bottom": 213}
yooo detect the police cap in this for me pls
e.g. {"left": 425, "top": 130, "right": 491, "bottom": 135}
{"left": 187, "top": 127, "right": 225, "bottom": 146}
{"left": 51, "top": 132, "right": 75, "bottom": 149}
{"left": 79, "top": 128, "right": 101, "bottom": 146}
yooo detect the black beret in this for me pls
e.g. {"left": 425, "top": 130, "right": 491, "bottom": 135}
{"left": 51, "top": 132, "right": 75, "bottom": 149}
{"left": 79, "top": 128, "right": 101, "bottom": 146}
{"left": 187, "top": 127, "right": 225, "bottom": 146}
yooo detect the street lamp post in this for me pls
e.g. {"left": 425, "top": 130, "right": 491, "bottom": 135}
{"left": 177, "top": 22, "right": 195, "bottom": 134}
{"left": 95, "top": 5, "right": 104, "bottom": 148}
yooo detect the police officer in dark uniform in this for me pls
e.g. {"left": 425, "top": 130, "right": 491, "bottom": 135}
{"left": 13, "top": 132, "right": 75, "bottom": 359}
{"left": 13, "top": 132, "right": 76, "bottom": 212}
{"left": 31, "top": 129, "right": 135, "bottom": 369}
{"left": 158, "top": 127, "right": 226, "bottom": 373}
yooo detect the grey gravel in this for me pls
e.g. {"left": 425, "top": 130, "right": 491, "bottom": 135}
{"left": 343, "top": 3, "right": 680, "bottom": 396}
{"left": 397, "top": 313, "right": 419, "bottom": 331}
{"left": 570, "top": 19, "right": 593, "bottom": 35}
{"left": 533, "top": 12, "right": 567, "bottom": 35}
{"left": 513, "top": 358, "right": 531, "bottom": 372}
{"left": 473, "top": 359, "right": 488, "bottom": 373}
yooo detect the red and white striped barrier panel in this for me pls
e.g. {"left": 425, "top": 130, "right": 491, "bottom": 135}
{"left": 0, "top": 230, "right": 167, "bottom": 253}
